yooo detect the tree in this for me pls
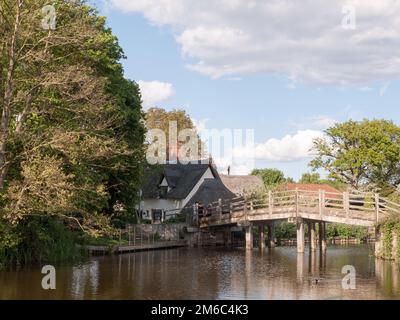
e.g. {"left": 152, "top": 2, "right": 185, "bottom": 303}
{"left": 0, "top": 0, "right": 145, "bottom": 235}
{"left": 310, "top": 119, "right": 400, "bottom": 193}
{"left": 145, "top": 107, "right": 206, "bottom": 162}
{"left": 251, "top": 168, "right": 292, "bottom": 188}
{"left": 299, "top": 173, "right": 321, "bottom": 184}
{"left": 146, "top": 108, "right": 196, "bottom": 134}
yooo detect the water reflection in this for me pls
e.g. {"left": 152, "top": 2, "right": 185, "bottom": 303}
{"left": 0, "top": 245, "right": 399, "bottom": 300}
{"left": 297, "top": 253, "right": 304, "bottom": 283}
{"left": 375, "top": 258, "right": 400, "bottom": 298}
{"left": 70, "top": 261, "right": 99, "bottom": 299}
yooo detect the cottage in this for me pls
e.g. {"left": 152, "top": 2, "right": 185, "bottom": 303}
{"left": 139, "top": 161, "right": 235, "bottom": 222}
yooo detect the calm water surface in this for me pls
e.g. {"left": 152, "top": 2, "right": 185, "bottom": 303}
{"left": 0, "top": 245, "right": 399, "bottom": 300}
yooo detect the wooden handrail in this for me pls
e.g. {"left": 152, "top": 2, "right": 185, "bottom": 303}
{"left": 198, "top": 189, "right": 400, "bottom": 227}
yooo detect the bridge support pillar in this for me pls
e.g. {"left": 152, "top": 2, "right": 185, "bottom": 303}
{"left": 319, "top": 222, "right": 327, "bottom": 252}
{"left": 258, "top": 224, "right": 265, "bottom": 251}
{"left": 245, "top": 225, "right": 253, "bottom": 250}
{"left": 268, "top": 223, "right": 276, "bottom": 248}
{"left": 297, "top": 219, "right": 305, "bottom": 253}
{"left": 223, "top": 227, "right": 232, "bottom": 247}
{"left": 309, "top": 221, "right": 317, "bottom": 251}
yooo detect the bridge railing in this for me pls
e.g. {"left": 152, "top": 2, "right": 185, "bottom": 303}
{"left": 199, "top": 188, "right": 400, "bottom": 227}
{"left": 378, "top": 197, "right": 400, "bottom": 217}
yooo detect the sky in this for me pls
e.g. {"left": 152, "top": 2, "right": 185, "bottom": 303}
{"left": 90, "top": 0, "right": 400, "bottom": 180}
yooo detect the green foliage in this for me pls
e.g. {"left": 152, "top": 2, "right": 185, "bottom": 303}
{"left": 378, "top": 217, "right": 400, "bottom": 260}
{"left": 0, "top": 1, "right": 145, "bottom": 265}
{"left": 145, "top": 107, "right": 206, "bottom": 161}
{"left": 146, "top": 108, "right": 196, "bottom": 133}
{"left": 299, "top": 173, "right": 322, "bottom": 184}
{"left": 298, "top": 172, "right": 345, "bottom": 190}
{"left": 326, "top": 223, "right": 368, "bottom": 240}
{"left": 251, "top": 168, "right": 293, "bottom": 189}
{"left": 0, "top": 217, "right": 85, "bottom": 267}
{"left": 81, "top": 234, "right": 126, "bottom": 247}
{"left": 274, "top": 222, "right": 368, "bottom": 242}
{"left": 310, "top": 119, "right": 400, "bottom": 192}
{"left": 111, "top": 211, "right": 138, "bottom": 229}
{"left": 275, "top": 222, "right": 297, "bottom": 240}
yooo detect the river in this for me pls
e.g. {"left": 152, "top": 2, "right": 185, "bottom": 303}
{"left": 0, "top": 244, "right": 399, "bottom": 300}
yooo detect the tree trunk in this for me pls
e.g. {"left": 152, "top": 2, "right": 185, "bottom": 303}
{"left": 0, "top": 0, "right": 22, "bottom": 189}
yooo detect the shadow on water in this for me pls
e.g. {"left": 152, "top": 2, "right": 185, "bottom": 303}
{"left": 0, "top": 244, "right": 399, "bottom": 300}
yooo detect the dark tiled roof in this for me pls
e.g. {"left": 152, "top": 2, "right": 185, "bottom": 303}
{"left": 185, "top": 179, "right": 237, "bottom": 208}
{"left": 220, "top": 174, "right": 265, "bottom": 195}
{"left": 142, "top": 163, "right": 219, "bottom": 200}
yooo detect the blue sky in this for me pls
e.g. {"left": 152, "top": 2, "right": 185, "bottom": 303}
{"left": 91, "top": 0, "right": 400, "bottom": 180}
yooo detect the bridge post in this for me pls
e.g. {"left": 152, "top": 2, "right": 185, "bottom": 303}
{"left": 297, "top": 253, "right": 304, "bottom": 283}
{"left": 268, "top": 222, "right": 276, "bottom": 248}
{"left": 268, "top": 190, "right": 273, "bottom": 217}
{"left": 319, "top": 190, "right": 325, "bottom": 218}
{"left": 224, "top": 227, "right": 232, "bottom": 247}
{"left": 296, "top": 218, "right": 305, "bottom": 253}
{"left": 308, "top": 221, "right": 317, "bottom": 251}
{"left": 375, "top": 226, "right": 382, "bottom": 258}
{"left": 319, "top": 221, "right": 327, "bottom": 252}
{"left": 245, "top": 225, "right": 253, "bottom": 250}
{"left": 375, "top": 193, "right": 380, "bottom": 222}
{"left": 258, "top": 224, "right": 265, "bottom": 251}
{"left": 344, "top": 192, "right": 350, "bottom": 221}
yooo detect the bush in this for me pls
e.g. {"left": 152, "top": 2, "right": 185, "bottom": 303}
{"left": 378, "top": 217, "right": 400, "bottom": 259}
{"left": 272, "top": 222, "right": 368, "bottom": 242}
{"left": 326, "top": 223, "right": 368, "bottom": 240}
{"left": 275, "top": 222, "right": 297, "bottom": 240}
{"left": 0, "top": 217, "right": 86, "bottom": 268}
{"left": 111, "top": 212, "right": 138, "bottom": 229}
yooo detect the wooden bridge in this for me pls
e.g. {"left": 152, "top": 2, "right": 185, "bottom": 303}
{"left": 195, "top": 189, "right": 400, "bottom": 253}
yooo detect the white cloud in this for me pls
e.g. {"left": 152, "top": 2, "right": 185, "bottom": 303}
{"left": 290, "top": 116, "right": 338, "bottom": 130}
{"left": 137, "top": 80, "right": 175, "bottom": 108}
{"left": 113, "top": 0, "right": 400, "bottom": 86}
{"left": 211, "top": 130, "right": 323, "bottom": 175}
{"left": 233, "top": 130, "right": 324, "bottom": 162}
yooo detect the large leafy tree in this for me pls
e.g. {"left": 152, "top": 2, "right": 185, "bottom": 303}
{"left": 310, "top": 119, "right": 400, "bottom": 193}
{"left": 251, "top": 168, "right": 293, "bottom": 188}
{"left": 0, "top": 0, "right": 145, "bottom": 234}
{"left": 145, "top": 107, "right": 205, "bottom": 162}
{"left": 146, "top": 108, "right": 196, "bottom": 134}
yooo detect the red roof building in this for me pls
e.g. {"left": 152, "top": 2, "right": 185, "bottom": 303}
{"left": 281, "top": 183, "right": 342, "bottom": 199}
